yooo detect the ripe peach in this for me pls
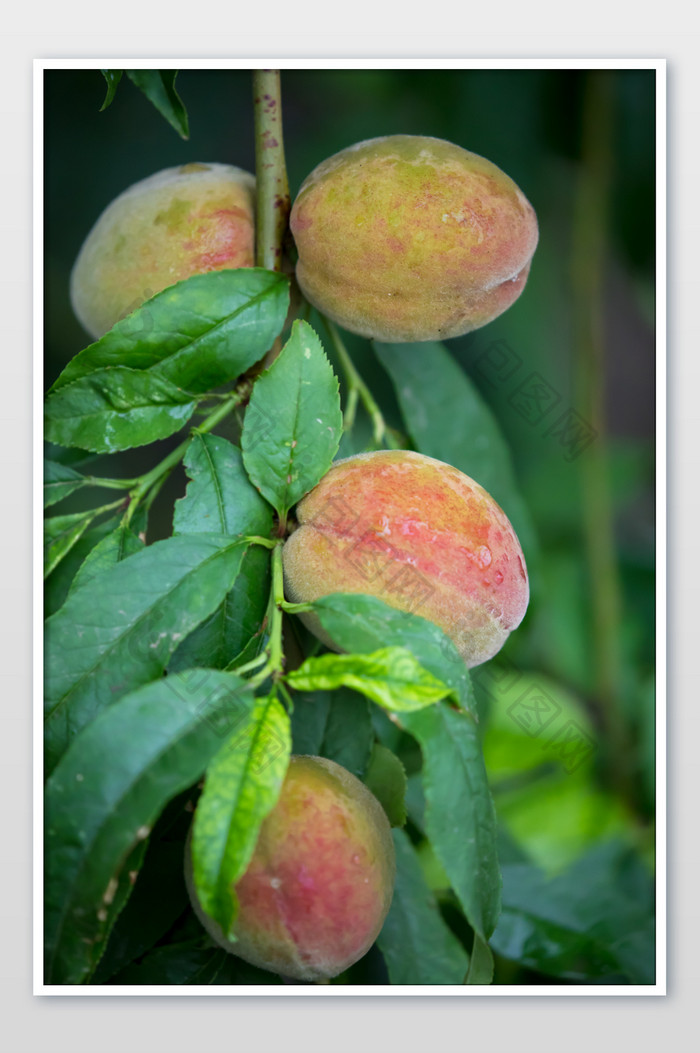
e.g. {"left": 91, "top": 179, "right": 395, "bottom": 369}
{"left": 70, "top": 162, "right": 256, "bottom": 339}
{"left": 290, "top": 134, "right": 538, "bottom": 342}
{"left": 282, "top": 450, "right": 529, "bottom": 667}
{"left": 188, "top": 755, "right": 395, "bottom": 982}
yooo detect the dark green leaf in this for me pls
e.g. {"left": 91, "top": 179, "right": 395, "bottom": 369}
{"left": 91, "top": 839, "right": 190, "bottom": 984}
{"left": 45, "top": 669, "right": 253, "bottom": 984}
{"left": 67, "top": 522, "right": 145, "bottom": 597}
{"left": 374, "top": 340, "right": 536, "bottom": 562}
{"left": 173, "top": 434, "right": 273, "bottom": 538}
{"left": 307, "top": 593, "right": 475, "bottom": 716}
{"left": 242, "top": 320, "right": 342, "bottom": 516}
{"left": 44, "top": 510, "right": 100, "bottom": 578}
{"left": 44, "top": 515, "right": 123, "bottom": 617}
{"left": 126, "top": 69, "right": 189, "bottom": 139}
{"left": 99, "top": 69, "right": 123, "bottom": 110}
{"left": 363, "top": 744, "right": 407, "bottom": 827}
{"left": 491, "top": 842, "right": 655, "bottom": 984}
{"left": 169, "top": 546, "right": 270, "bottom": 673}
{"left": 44, "top": 460, "right": 86, "bottom": 508}
{"left": 45, "top": 367, "right": 197, "bottom": 453}
{"left": 51, "top": 269, "right": 289, "bottom": 396}
{"left": 290, "top": 689, "right": 373, "bottom": 778}
{"left": 287, "top": 647, "right": 452, "bottom": 713}
{"left": 109, "top": 941, "right": 282, "bottom": 984}
{"left": 377, "top": 829, "right": 470, "bottom": 984}
{"left": 44, "top": 534, "right": 247, "bottom": 774}
{"left": 399, "top": 703, "right": 501, "bottom": 941}
{"left": 191, "top": 695, "right": 291, "bottom": 938}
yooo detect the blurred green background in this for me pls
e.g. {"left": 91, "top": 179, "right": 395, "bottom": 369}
{"left": 44, "top": 67, "right": 656, "bottom": 983}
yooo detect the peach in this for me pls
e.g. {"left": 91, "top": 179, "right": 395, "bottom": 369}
{"left": 290, "top": 134, "right": 538, "bottom": 342}
{"left": 70, "top": 162, "right": 256, "bottom": 339}
{"left": 282, "top": 450, "right": 529, "bottom": 667}
{"left": 188, "top": 755, "right": 395, "bottom": 982}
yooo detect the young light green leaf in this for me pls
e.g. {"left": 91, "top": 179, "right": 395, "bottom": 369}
{"left": 51, "top": 269, "right": 290, "bottom": 396}
{"left": 45, "top": 367, "right": 197, "bottom": 453}
{"left": 191, "top": 694, "right": 291, "bottom": 939}
{"left": 44, "top": 509, "right": 101, "bottom": 578}
{"left": 44, "top": 534, "right": 247, "bottom": 774}
{"left": 374, "top": 340, "right": 536, "bottom": 563}
{"left": 67, "top": 522, "right": 145, "bottom": 597}
{"left": 290, "top": 688, "right": 373, "bottom": 778}
{"left": 126, "top": 69, "right": 189, "bottom": 139}
{"left": 45, "top": 669, "right": 253, "bottom": 985}
{"left": 377, "top": 829, "right": 470, "bottom": 985}
{"left": 363, "top": 744, "right": 407, "bottom": 828}
{"left": 241, "top": 319, "right": 342, "bottom": 517}
{"left": 398, "top": 702, "right": 501, "bottom": 942}
{"left": 286, "top": 647, "right": 452, "bottom": 713}
{"left": 99, "top": 69, "right": 123, "bottom": 110}
{"left": 307, "top": 593, "right": 476, "bottom": 716}
{"left": 44, "top": 460, "right": 87, "bottom": 508}
{"left": 168, "top": 546, "right": 270, "bottom": 674}
{"left": 173, "top": 434, "right": 273, "bottom": 538}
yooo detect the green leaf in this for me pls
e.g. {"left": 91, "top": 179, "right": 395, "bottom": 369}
{"left": 465, "top": 933, "right": 494, "bottom": 985}
{"left": 191, "top": 694, "right": 291, "bottom": 939}
{"left": 45, "top": 669, "right": 253, "bottom": 984}
{"left": 307, "top": 593, "right": 475, "bottom": 716}
{"left": 44, "top": 509, "right": 101, "bottom": 578}
{"left": 363, "top": 744, "right": 407, "bottom": 828}
{"left": 51, "top": 269, "right": 289, "bottom": 396}
{"left": 99, "top": 69, "right": 123, "bottom": 110}
{"left": 377, "top": 829, "right": 470, "bottom": 984}
{"left": 67, "top": 522, "right": 145, "bottom": 597}
{"left": 44, "top": 534, "right": 247, "bottom": 774}
{"left": 374, "top": 340, "right": 536, "bottom": 563}
{"left": 45, "top": 367, "right": 197, "bottom": 453}
{"left": 126, "top": 69, "right": 189, "bottom": 139}
{"left": 45, "top": 514, "right": 123, "bottom": 617}
{"left": 491, "top": 842, "right": 655, "bottom": 984}
{"left": 91, "top": 839, "right": 190, "bottom": 984}
{"left": 173, "top": 434, "right": 273, "bottom": 538}
{"left": 44, "top": 460, "right": 87, "bottom": 508}
{"left": 398, "top": 702, "right": 501, "bottom": 942}
{"left": 168, "top": 546, "right": 271, "bottom": 673}
{"left": 108, "top": 942, "right": 283, "bottom": 984}
{"left": 290, "top": 688, "right": 373, "bottom": 778}
{"left": 241, "top": 320, "right": 342, "bottom": 517}
{"left": 287, "top": 647, "right": 452, "bottom": 713}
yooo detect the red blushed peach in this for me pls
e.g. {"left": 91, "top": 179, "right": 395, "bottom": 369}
{"left": 290, "top": 134, "right": 538, "bottom": 342}
{"left": 187, "top": 756, "right": 395, "bottom": 982}
{"left": 70, "top": 162, "right": 256, "bottom": 339}
{"left": 282, "top": 450, "right": 529, "bottom": 667}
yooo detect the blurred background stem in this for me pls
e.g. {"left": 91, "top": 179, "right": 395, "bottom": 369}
{"left": 572, "top": 71, "right": 633, "bottom": 807}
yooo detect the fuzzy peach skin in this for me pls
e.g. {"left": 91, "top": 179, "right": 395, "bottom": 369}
{"left": 70, "top": 162, "right": 256, "bottom": 339}
{"left": 290, "top": 134, "right": 538, "bottom": 342}
{"left": 282, "top": 450, "right": 529, "bottom": 667}
{"left": 187, "top": 756, "right": 395, "bottom": 982}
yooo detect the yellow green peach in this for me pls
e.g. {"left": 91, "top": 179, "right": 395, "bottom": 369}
{"left": 70, "top": 162, "right": 256, "bottom": 339}
{"left": 290, "top": 134, "right": 538, "bottom": 342}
